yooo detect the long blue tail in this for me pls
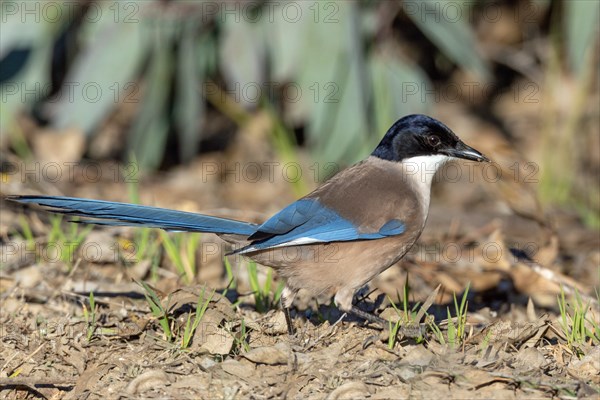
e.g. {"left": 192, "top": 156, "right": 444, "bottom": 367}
{"left": 9, "top": 195, "right": 259, "bottom": 236}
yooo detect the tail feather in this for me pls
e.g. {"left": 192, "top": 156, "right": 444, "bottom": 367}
{"left": 9, "top": 195, "right": 258, "bottom": 236}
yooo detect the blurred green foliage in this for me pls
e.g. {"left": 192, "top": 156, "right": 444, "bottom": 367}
{"left": 1, "top": 0, "right": 490, "bottom": 166}
{"left": 1, "top": 0, "right": 598, "bottom": 221}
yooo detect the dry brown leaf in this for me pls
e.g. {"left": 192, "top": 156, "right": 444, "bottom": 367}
{"left": 194, "top": 308, "right": 234, "bottom": 355}
{"left": 220, "top": 359, "right": 256, "bottom": 379}
{"left": 65, "top": 362, "right": 112, "bottom": 400}
{"left": 169, "top": 287, "right": 235, "bottom": 320}
{"left": 513, "top": 347, "right": 546, "bottom": 370}
{"left": 242, "top": 343, "right": 289, "bottom": 365}
{"left": 199, "top": 326, "right": 233, "bottom": 355}
{"left": 567, "top": 347, "right": 600, "bottom": 383}
{"left": 326, "top": 381, "right": 371, "bottom": 400}
{"left": 526, "top": 297, "right": 537, "bottom": 321}
{"left": 534, "top": 234, "right": 559, "bottom": 266}
{"left": 245, "top": 310, "right": 288, "bottom": 335}
{"left": 14, "top": 265, "right": 43, "bottom": 289}
{"left": 125, "top": 369, "right": 170, "bottom": 395}
{"left": 401, "top": 346, "right": 434, "bottom": 367}
{"left": 371, "top": 385, "right": 411, "bottom": 400}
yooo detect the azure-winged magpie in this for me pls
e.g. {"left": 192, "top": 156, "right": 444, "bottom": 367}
{"left": 9, "top": 114, "right": 490, "bottom": 334}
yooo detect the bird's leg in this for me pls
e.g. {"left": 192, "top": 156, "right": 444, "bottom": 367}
{"left": 350, "top": 306, "right": 387, "bottom": 328}
{"left": 336, "top": 288, "right": 386, "bottom": 329}
{"left": 280, "top": 287, "right": 296, "bottom": 336}
{"left": 281, "top": 300, "right": 295, "bottom": 336}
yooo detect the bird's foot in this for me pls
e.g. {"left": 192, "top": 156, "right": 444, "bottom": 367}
{"left": 350, "top": 306, "right": 387, "bottom": 330}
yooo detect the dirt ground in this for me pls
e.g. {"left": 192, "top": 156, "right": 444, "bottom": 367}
{"left": 1, "top": 107, "right": 599, "bottom": 399}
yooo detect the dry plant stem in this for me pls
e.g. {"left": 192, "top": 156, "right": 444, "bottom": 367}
{"left": 1, "top": 343, "right": 46, "bottom": 376}
{"left": 415, "top": 284, "right": 442, "bottom": 322}
{"left": 0, "top": 377, "right": 76, "bottom": 387}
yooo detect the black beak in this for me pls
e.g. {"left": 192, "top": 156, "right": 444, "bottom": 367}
{"left": 442, "top": 141, "right": 490, "bottom": 163}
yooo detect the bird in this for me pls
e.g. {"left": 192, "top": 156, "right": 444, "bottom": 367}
{"left": 9, "top": 114, "right": 490, "bottom": 334}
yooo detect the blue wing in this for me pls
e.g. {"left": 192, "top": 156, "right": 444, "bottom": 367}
{"left": 236, "top": 199, "right": 405, "bottom": 253}
{"left": 11, "top": 196, "right": 405, "bottom": 254}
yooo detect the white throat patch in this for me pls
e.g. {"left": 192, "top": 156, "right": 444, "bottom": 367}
{"left": 400, "top": 154, "right": 450, "bottom": 187}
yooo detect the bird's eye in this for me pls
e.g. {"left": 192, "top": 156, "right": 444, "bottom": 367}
{"left": 427, "top": 135, "right": 441, "bottom": 147}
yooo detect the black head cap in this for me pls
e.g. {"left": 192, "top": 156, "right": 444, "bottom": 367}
{"left": 372, "top": 114, "right": 489, "bottom": 163}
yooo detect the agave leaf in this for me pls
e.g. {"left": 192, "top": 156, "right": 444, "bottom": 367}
{"left": 175, "top": 19, "right": 204, "bottom": 163}
{"left": 127, "top": 20, "right": 175, "bottom": 170}
{"left": 219, "top": 13, "right": 266, "bottom": 108}
{"left": 0, "top": 8, "right": 58, "bottom": 59}
{"left": 565, "top": 0, "right": 600, "bottom": 74}
{"left": 405, "top": 0, "right": 489, "bottom": 80}
{"left": 318, "top": 61, "right": 370, "bottom": 164}
{"left": 0, "top": 14, "right": 57, "bottom": 135}
{"left": 259, "top": 2, "right": 325, "bottom": 124}
{"left": 369, "top": 53, "right": 431, "bottom": 147}
{"left": 294, "top": 2, "right": 369, "bottom": 164}
{"left": 49, "top": 2, "right": 152, "bottom": 135}
{"left": 265, "top": 3, "right": 306, "bottom": 81}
